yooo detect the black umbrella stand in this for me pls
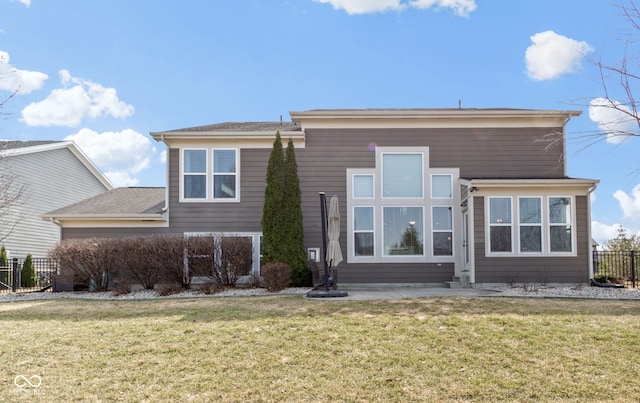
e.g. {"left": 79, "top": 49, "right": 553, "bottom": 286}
{"left": 306, "top": 192, "right": 348, "bottom": 298}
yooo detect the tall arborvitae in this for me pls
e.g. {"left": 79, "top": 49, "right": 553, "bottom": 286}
{"left": 283, "top": 138, "right": 308, "bottom": 286}
{"left": 261, "top": 132, "right": 286, "bottom": 265}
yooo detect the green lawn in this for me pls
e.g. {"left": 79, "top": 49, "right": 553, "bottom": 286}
{"left": 2, "top": 296, "right": 640, "bottom": 402}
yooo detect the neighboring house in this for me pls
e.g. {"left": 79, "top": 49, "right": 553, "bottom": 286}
{"left": 46, "top": 109, "right": 599, "bottom": 286}
{"left": 0, "top": 141, "right": 112, "bottom": 258}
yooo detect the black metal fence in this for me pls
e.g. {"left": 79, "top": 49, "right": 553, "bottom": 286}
{"left": 0, "top": 257, "right": 57, "bottom": 293}
{"left": 593, "top": 250, "right": 640, "bottom": 288}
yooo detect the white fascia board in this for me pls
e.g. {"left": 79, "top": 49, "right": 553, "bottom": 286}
{"left": 289, "top": 109, "right": 582, "bottom": 130}
{"left": 151, "top": 130, "right": 304, "bottom": 147}
{"left": 43, "top": 214, "right": 168, "bottom": 228}
{"left": 467, "top": 178, "right": 599, "bottom": 194}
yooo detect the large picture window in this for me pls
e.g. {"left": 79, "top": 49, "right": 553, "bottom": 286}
{"left": 347, "top": 147, "right": 459, "bottom": 263}
{"left": 383, "top": 207, "right": 424, "bottom": 256}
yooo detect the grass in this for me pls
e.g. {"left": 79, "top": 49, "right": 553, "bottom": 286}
{"left": 2, "top": 296, "right": 640, "bottom": 402}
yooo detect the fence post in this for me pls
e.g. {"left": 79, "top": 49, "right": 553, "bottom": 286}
{"left": 631, "top": 251, "right": 636, "bottom": 288}
{"left": 11, "top": 258, "right": 19, "bottom": 292}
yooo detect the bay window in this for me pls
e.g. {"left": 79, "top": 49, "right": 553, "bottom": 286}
{"left": 488, "top": 196, "right": 574, "bottom": 255}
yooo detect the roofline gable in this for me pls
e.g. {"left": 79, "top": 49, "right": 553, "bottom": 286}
{"left": 1, "top": 141, "right": 114, "bottom": 190}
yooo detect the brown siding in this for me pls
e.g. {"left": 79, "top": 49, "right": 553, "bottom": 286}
{"left": 305, "top": 127, "right": 565, "bottom": 179}
{"left": 473, "top": 196, "right": 590, "bottom": 283}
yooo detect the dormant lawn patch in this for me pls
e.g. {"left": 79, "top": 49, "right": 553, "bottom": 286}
{"left": 2, "top": 296, "right": 640, "bottom": 401}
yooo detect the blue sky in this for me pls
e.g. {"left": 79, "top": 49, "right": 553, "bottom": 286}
{"left": 0, "top": 0, "right": 639, "bottom": 244}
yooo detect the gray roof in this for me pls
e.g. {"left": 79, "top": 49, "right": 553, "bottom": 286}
{"left": 159, "top": 121, "right": 301, "bottom": 133}
{"left": 46, "top": 187, "right": 165, "bottom": 216}
{"left": 0, "top": 140, "right": 59, "bottom": 150}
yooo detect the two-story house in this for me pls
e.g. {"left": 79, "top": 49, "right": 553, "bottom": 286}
{"left": 46, "top": 108, "right": 599, "bottom": 286}
{"left": 1, "top": 140, "right": 112, "bottom": 259}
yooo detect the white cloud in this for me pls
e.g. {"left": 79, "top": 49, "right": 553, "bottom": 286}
{"left": 65, "top": 128, "right": 156, "bottom": 187}
{"left": 20, "top": 70, "right": 134, "bottom": 127}
{"left": 589, "top": 97, "right": 638, "bottom": 144}
{"left": 613, "top": 184, "right": 640, "bottom": 220}
{"left": 313, "top": 0, "right": 476, "bottom": 16}
{"left": 0, "top": 50, "right": 48, "bottom": 94}
{"left": 591, "top": 221, "right": 626, "bottom": 246}
{"left": 525, "top": 30, "right": 592, "bottom": 81}
{"left": 409, "top": 0, "right": 476, "bottom": 16}
{"left": 159, "top": 150, "right": 167, "bottom": 164}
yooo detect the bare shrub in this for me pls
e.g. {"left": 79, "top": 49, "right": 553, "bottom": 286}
{"left": 124, "top": 236, "right": 163, "bottom": 290}
{"left": 261, "top": 262, "right": 291, "bottom": 292}
{"left": 49, "top": 238, "right": 119, "bottom": 292}
{"left": 187, "top": 235, "right": 216, "bottom": 277}
{"left": 217, "top": 236, "right": 253, "bottom": 287}
{"left": 155, "top": 235, "right": 191, "bottom": 289}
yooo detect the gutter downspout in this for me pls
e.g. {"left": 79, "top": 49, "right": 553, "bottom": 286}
{"left": 587, "top": 182, "right": 599, "bottom": 280}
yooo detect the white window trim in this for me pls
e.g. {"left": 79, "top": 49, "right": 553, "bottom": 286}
{"left": 548, "top": 195, "right": 575, "bottom": 255}
{"left": 431, "top": 174, "right": 454, "bottom": 199}
{"left": 181, "top": 148, "right": 208, "bottom": 201}
{"left": 432, "top": 205, "right": 454, "bottom": 257}
{"left": 486, "top": 195, "right": 576, "bottom": 257}
{"left": 347, "top": 147, "right": 459, "bottom": 264}
{"left": 180, "top": 148, "right": 240, "bottom": 203}
{"left": 352, "top": 206, "right": 375, "bottom": 257}
{"left": 352, "top": 173, "right": 375, "bottom": 199}
{"left": 212, "top": 148, "right": 240, "bottom": 202}
{"left": 487, "top": 196, "right": 514, "bottom": 255}
{"left": 517, "top": 196, "right": 543, "bottom": 254}
{"left": 380, "top": 151, "right": 425, "bottom": 200}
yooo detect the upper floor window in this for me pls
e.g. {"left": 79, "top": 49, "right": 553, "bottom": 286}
{"left": 182, "top": 148, "right": 239, "bottom": 202}
{"left": 382, "top": 153, "right": 423, "bottom": 198}
{"left": 431, "top": 174, "right": 453, "bottom": 198}
{"left": 183, "top": 149, "right": 207, "bottom": 199}
{"left": 353, "top": 174, "right": 374, "bottom": 199}
{"left": 213, "top": 149, "right": 237, "bottom": 199}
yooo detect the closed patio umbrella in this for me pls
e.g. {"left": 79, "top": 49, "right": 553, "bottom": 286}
{"left": 326, "top": 195, "right": 343, "bottom": 268}
{"left": 306, "top": 192, "right": 348, "bottom": 298}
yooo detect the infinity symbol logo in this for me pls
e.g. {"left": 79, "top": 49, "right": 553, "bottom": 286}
{"left": 14, "top": 375, "right": 42, "bottom": 388}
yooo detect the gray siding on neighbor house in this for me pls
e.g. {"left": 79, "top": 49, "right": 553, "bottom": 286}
{"left": 304, "top": 127, "right": 565, "bottom": 179}
{"left": 472, "top": 196, "right": 590, "bottom": 283}
{"left": 3, "top": 147, "right": 109, "bottom": 258}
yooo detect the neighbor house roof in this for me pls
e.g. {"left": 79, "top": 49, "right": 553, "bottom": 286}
{"left": 43, "top": 187, "right": 166, "bottom": 222}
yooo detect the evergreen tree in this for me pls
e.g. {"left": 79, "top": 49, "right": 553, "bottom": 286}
{"left": 261, "top": 132, "right": 286, "bottom": 264}
{"left": 283, "top": 138, "right": 308, "bottom": 286}
{"left": 0, "top": 245, "right": 7, "bottom": 267}
{"left": 20, "top": 254, "right": 36, "bottom": 287}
